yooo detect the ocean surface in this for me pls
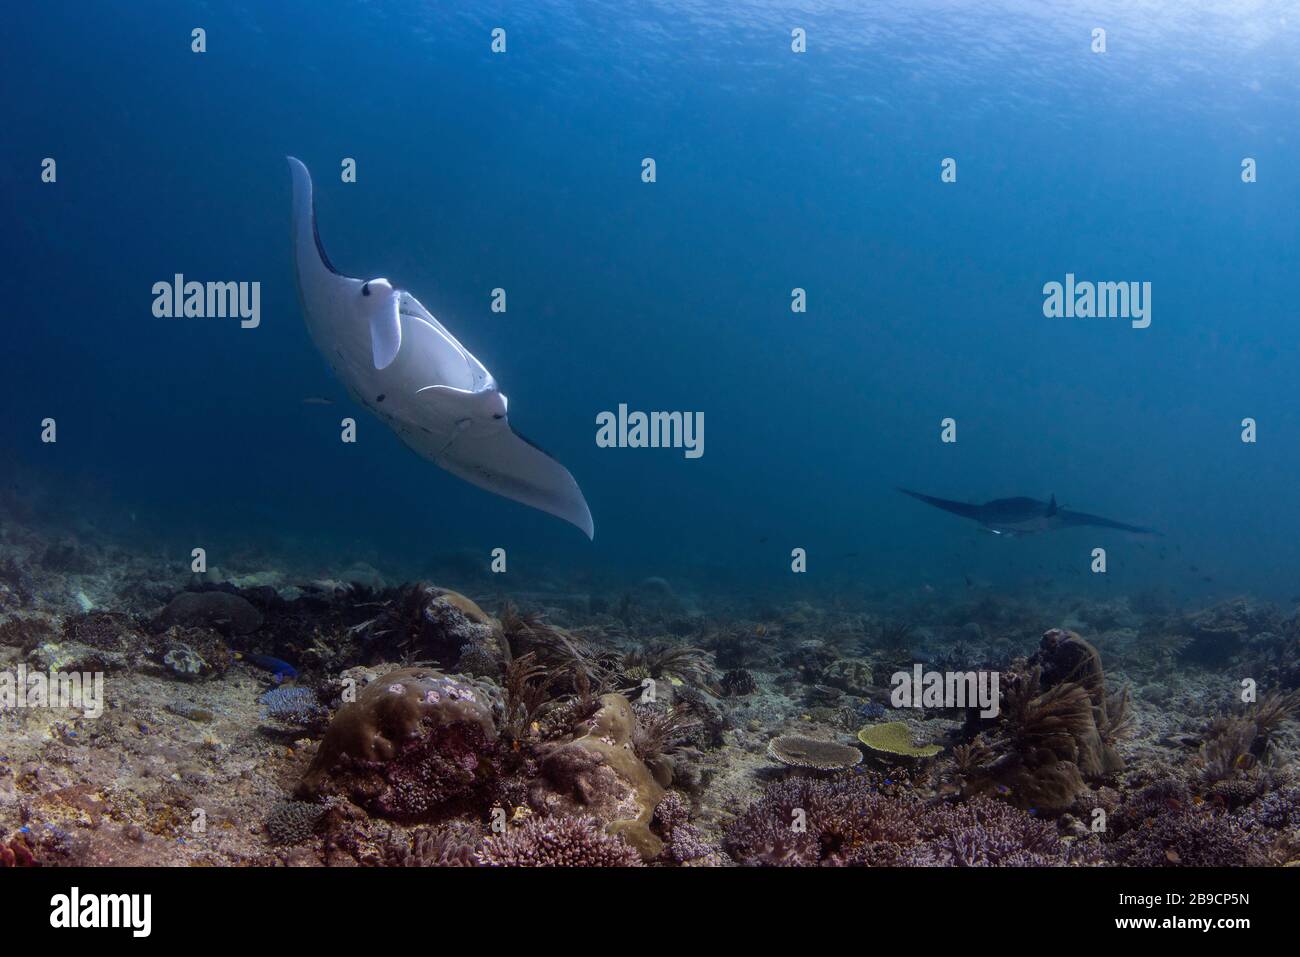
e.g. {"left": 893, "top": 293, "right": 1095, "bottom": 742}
{"left": 4, "top": 0, "right": 1299, "bottom": 599}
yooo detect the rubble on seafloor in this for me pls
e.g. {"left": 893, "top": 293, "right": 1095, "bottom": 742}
{"left": 1, "top": 511, "right": 1299, "bottom": 867}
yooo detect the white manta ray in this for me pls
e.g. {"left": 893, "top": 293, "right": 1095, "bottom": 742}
{"left": 287, "top": 157, "right": 594, "bottom": 538}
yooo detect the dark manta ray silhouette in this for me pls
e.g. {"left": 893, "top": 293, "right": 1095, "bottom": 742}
{"left": 898, "top": 489, "right": 1159, "bottom": 536}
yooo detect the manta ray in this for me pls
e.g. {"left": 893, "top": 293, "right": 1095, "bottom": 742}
{"left": 287, "top": 157, "right": 594, "bottom": 538}
{"left": 898, "top": 488, "right": 1158, "bottom": 536}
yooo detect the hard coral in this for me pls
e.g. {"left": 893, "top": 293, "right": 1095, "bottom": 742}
{"left": 478, "top": 815, "right": 643, "bottom": 867}
{"left": 531, "top": 693, "right": 665, "bottom": 860}
{"left": 768, "top": 734, "right": 863, "bottom": 770}
{"left": 653, "top": 790, "right": 725, "bottom": 865}
{"left": 153, "top": 590, "right": 263, "bottom": 636}
{"left": 857, "top": 722, "right": 942, "bottom": 759}
{"left": 724, "top": 773, "right": 1089, "bottom": 867}
{"left": 296, "top": 667, "right": 502, "bottom": 821}
{"left": 365, "top": 584, "right": 502, "bottom": 667}
{"left": 260, "top": 686, "right": 326, "bottom": 726}
{"left": 265, "top": 800, "right": 325, "bottom": 846}
{"left": 1104, "top": 779, "right": 1266, "bottom": 866}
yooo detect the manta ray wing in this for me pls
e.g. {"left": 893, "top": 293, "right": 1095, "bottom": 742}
{"left": 1058, "top": 509, "right": 1160, "bottom": 535}
{"left": 897, "top": 488, "right": 986, "bottom": 523}
{"left": 437, "top": 427, "right": 595, "bottom": 540}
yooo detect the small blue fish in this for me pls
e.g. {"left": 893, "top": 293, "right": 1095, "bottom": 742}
{"left": 235, "top": 653, "right": 298, "bottom": 683}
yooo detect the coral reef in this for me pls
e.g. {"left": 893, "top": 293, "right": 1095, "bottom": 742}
{"left": 296, "top": 668, "right": 503, "bottom": 821}
{"left": 153, "top": 590, "right": 263, "bottom": 636}
{"left": 724, "top": 773, "right": 1096, "bottom": 867}
{"left": 478, "top": 815, "right": 643, "bottom": 867}
{"left": 857, "top": 722, "right": 943, "bottom": 759}
{"left": 265, "top": 800, "right": 325, "bottom": 846}
{"left": 1, "top": 493, "right": 1296, "bottom": 870}
{"left": 531, "top": 693, "right": 666, "bottom": 859}
{"left": 767, "top": 735, "right": 863, "bottom": 770}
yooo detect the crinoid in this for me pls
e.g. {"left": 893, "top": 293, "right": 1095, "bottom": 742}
{"left": 1253, "top": 689, "right": 1300, "bottom": 738}
{"left": 622, "top": 640, "right": 718, "bottom": 687}
{"left": 1196, "top": 689, "right": 1300, "bottom": 784}
{"left": 500, "top": 652, "right": 562, "bottom": 741}
{"left": 871, "top": 619, "right": 915, "bottom": 652}
{"left": 499, "top": 603, "right": 618, "bottom": 695}
{"left": 1197, "top": 715, "right": 1260, "bottom": 783}
{"left": 954, "top": 662, "right": 1118, "bottom": 813}
{"left": 631, "top": 702, "right": 704, "bottom": 764}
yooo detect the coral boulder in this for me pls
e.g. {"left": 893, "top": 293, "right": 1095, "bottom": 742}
{"left": 297, "top": 668, "right": 503, "bottom": 821}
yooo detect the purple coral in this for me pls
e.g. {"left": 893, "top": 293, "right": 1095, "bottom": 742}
{"left": 653, "top": 790, "right": 724, "bottom": 865}
{"left": 372, "top": 722, "right": 498, "bottom": 819}
{"left": 725, "top": 773, "right": 1092, "bottom": 867}
{"left": 477, "top": 815, "right": 643, "bottom": 867}
{"left": 1103, "top": 780, "right": 1266, "bottom": 866}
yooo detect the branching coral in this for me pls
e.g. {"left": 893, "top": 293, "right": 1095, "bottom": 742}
{"left": 478, "top": 815, "right": 643, "bottom": 867}
{"left": 259, "top": 686, "right": 326, "bottom": 726}
{"left": 724, "top": 773, "right": 1092, "bottom": 867}
{"left": 653, "top": 790, "right": 724, "bottom": 865}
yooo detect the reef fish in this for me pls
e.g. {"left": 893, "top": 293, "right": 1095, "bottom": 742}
{"left": 898, "top": 489, "right": 1159, "bottom": 536}
{"left": 286, "top": 157, "right": 594, "bottom": 539}
{"left": 235, "top": 653, "right": 298, "bottom": 683}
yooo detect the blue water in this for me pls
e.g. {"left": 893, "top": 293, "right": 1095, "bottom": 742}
{"left": 3, "top": 1, "right": 1298, "bottom": 598}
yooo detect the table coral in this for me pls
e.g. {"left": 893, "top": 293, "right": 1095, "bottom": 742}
{"left": 857, "top": 721, "right": 942, "bottom": 758}
{"left": 768, "top": 734, "right": 863, "bottom": 769}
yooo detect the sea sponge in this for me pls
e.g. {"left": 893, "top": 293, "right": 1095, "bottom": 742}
{"left": 857, "top": 721, "right": 943, "bottom": 758}
{"left": 767, "top": 735, "right": 863, "bottom": 770}
{"left": 531, "top": 693, "right": 665, "bottom": 860}
{"left": 296, "top": 667, "right": 502, "bottom": 820}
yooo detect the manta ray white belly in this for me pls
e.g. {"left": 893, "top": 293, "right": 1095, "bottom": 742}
{"left": 287, "top": 157, "right": 594, "bottom": 539}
